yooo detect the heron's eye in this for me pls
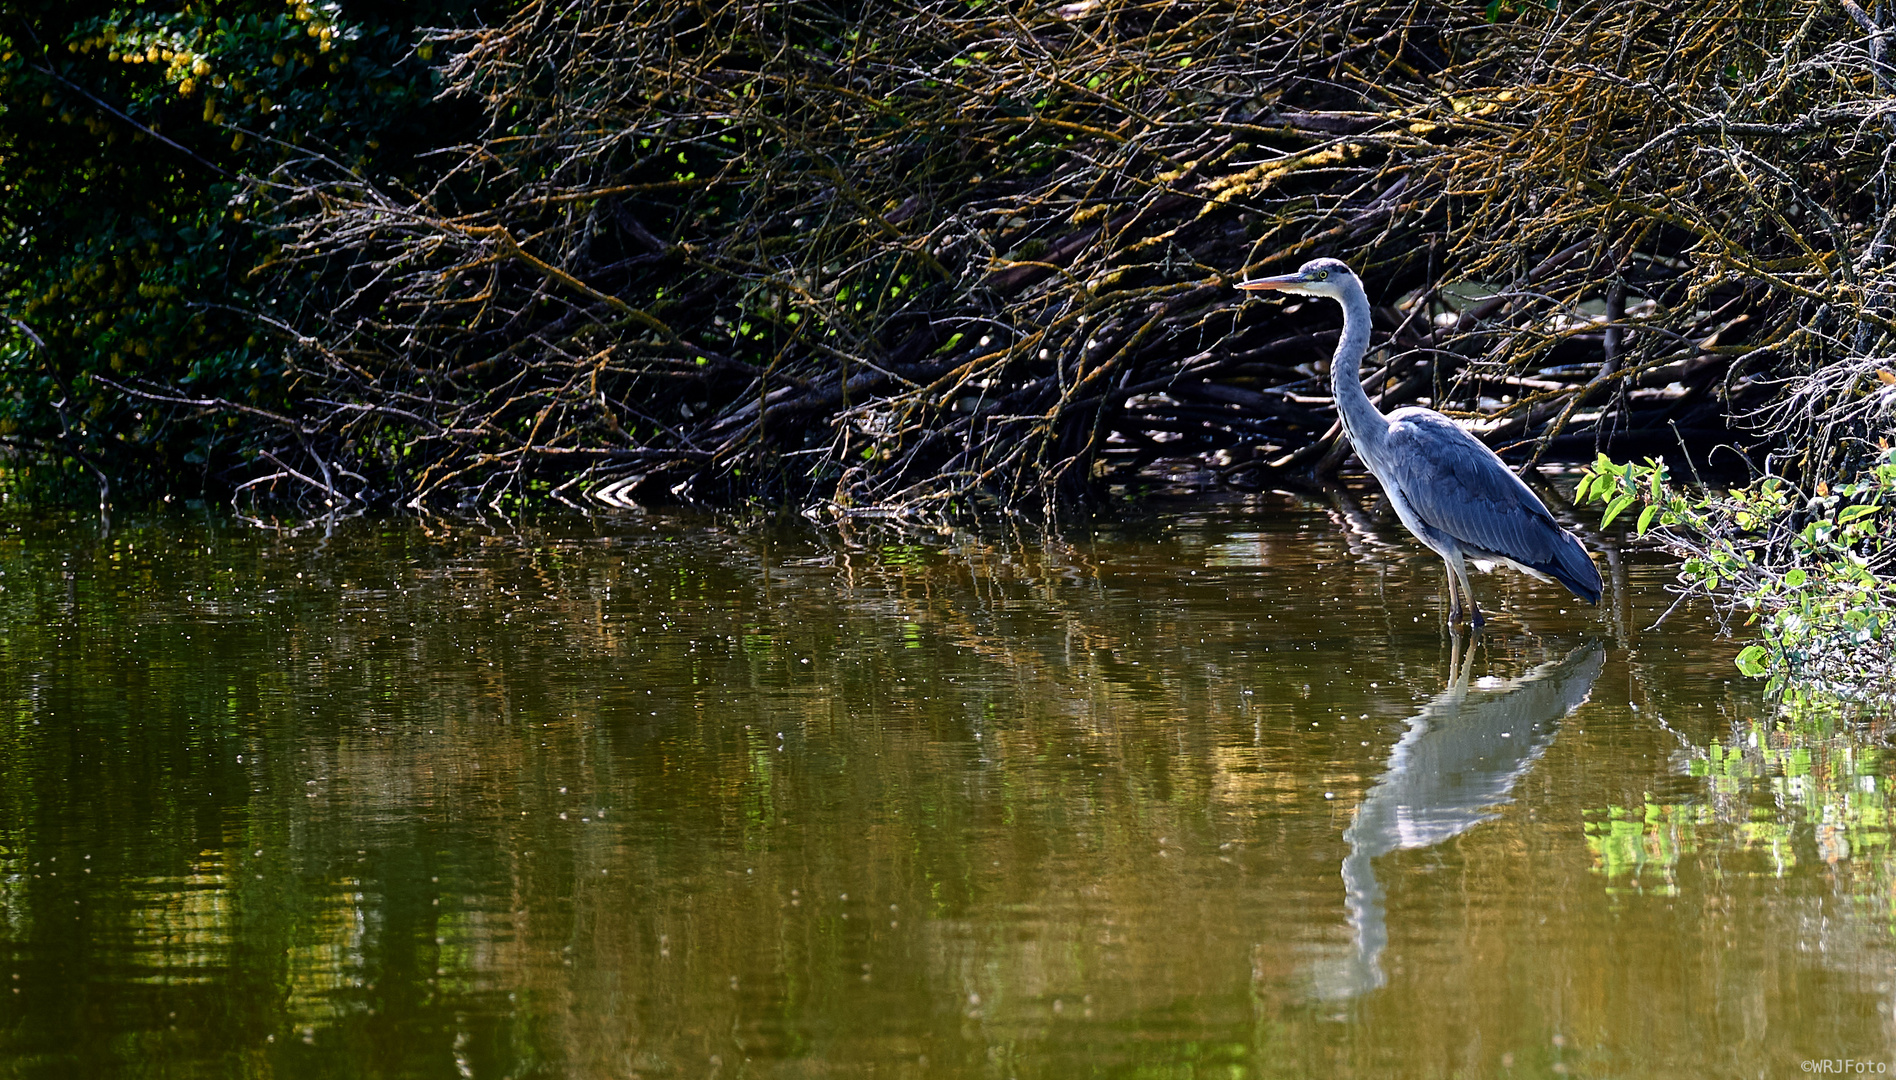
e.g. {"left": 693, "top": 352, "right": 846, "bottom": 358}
{"left": 1316, "top": 270, "right": 1329, "bottom": 280}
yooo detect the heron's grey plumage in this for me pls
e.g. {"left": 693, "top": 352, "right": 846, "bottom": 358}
{"left": 1236, "top": 257, "right": 1603, "bottom": 625}
{"left": 1380, "top": 409, "right": 1602, "bottom": 601}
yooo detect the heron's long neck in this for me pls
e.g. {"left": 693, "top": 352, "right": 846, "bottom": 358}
{"left": 1330, "top": 284, "right": 1388, "bottom": 458}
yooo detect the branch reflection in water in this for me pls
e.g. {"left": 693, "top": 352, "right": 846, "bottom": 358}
{"left": 1316, "top": 638, "right": 1607, "bottom": 999}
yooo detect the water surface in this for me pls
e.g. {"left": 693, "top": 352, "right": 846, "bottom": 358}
{"left": 0, "top": 492, "right": 1889, "bottom": 1078}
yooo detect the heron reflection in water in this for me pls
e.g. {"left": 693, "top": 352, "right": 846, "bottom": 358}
{"left": 1311, "top": 639, "right": 1606, "bottom": 1000}
{"left": 1236, "top": 259, "right": 1603, "bottom": 627}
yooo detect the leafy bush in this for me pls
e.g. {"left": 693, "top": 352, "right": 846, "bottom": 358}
{"left": 1580, "top": 450, "right": 1896, "bottom": 698}
{"left": 0, "top": 0, "right": 487, "bottom": 506}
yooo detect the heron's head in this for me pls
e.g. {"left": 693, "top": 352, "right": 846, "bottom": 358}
{"left": 1234, "top": 257, "right": 1359, "bottom": 299}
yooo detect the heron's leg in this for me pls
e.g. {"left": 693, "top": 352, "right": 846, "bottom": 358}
{"left": 1442, "top": 552, "right": 1484, "bottom": 627}
{"left": 1451, "top": 558, "right": 1485, "bottom": 629}
{"left": 1441, "top": 555, "right": 1464, "bottom": 624}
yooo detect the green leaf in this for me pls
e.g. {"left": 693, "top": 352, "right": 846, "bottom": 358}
{"left": 1636, "top": 504, "right": 1657, "bottom": 536}
{"left": 1734, "top": 644, "right": 1768, "bottom": 677}
{"left": 1783, "top": 567, "right": 1807, "bottom": 588}
{"left": 1837, "top": 503, "right": 1880, "bottom": 523}
{"left": 1602, "top": 492, "right": 1636, "bottom": 528}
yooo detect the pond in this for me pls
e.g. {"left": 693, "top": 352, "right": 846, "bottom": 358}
{"left": 0, "top": 491, "right": 1889, "bottom": 1078}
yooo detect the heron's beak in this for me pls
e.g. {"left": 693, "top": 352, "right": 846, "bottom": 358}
{"left": 1234, "top": 272, "right": 1307, "bottom": 292}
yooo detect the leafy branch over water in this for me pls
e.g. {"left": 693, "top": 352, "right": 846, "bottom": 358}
{"left": 1580, "top": 451, "right": 1896, "bottom": 697}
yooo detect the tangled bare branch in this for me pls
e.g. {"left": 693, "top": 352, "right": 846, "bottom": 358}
{"left": 220, "top": 0, "right": 1896, "bottom": 515}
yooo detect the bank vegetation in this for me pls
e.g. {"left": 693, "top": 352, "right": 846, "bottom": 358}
{"left": 5, "top": 0, "right": 1896, "bottom": 688}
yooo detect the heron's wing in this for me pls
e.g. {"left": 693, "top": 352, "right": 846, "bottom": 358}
{"left": 1380, "top": 410, "right": 1602, "bottom": 601}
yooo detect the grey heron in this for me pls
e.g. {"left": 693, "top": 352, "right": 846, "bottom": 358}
{"left": 1236, "top": 257, "right": 1603, "bottom": 626}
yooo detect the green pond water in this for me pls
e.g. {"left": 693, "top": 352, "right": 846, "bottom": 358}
{"left": 0, "top": 493, "right": 1890, "bottom": 1079}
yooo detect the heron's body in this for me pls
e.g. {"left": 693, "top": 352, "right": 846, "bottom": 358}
{"left": 1237, "top": 258, "right": 1602, "bottom": 626}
